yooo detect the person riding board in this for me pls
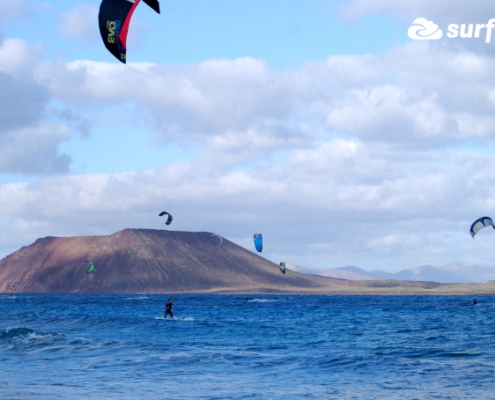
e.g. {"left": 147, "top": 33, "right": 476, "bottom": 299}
{"left": 164, "top": 298, "right": 173, "bottom": 318}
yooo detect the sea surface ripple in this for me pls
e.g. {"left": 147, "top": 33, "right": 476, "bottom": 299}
{"left": 1, "top": 294, "right": 494, "bottom": 399}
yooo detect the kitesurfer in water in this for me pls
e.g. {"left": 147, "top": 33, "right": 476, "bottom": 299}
{"left": 164, "top": 298, "right": 173, "bottom": 318}
{"left": 473, "top": 298, "right": 478, "bottom": 305}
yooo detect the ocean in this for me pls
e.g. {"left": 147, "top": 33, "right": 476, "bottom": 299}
{"left": 1, "top": 294, "right": 494, "bottom": 399}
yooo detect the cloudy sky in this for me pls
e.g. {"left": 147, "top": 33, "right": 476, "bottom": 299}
{"left": 2, "top": 0, "right": 495, "bottom": 273}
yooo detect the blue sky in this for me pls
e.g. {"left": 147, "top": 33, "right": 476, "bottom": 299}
{"left": 6, "top": 1, "right": 406, "bottom": 66}
{"left": 3, "top": 0, "right": 495, "bottom": 277}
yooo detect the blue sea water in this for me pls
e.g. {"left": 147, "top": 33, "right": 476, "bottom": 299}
{"left": 1, "top": 294, "right": 495, "bottom": 400}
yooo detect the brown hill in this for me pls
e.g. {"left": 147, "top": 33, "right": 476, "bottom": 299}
{"left": 0, "top": 229, "right": 346, "bottom": 294}
{"left": 1, "top": 228, "right": 495, "bottom": 295}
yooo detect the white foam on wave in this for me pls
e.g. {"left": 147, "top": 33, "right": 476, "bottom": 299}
{"left": 154, "top": 316, "right": 195, "bottom": 321}
{"left": 247, "top": 298, "right": 277, "bottom": 303}
{"left": 159, "top": 352, "right": 192, "bottom": 360}
{"left": 124, "top": 296, "right": 150, "bottom": 300}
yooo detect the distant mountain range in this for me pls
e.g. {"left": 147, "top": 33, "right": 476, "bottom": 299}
{"left": 286, "top": 262, "right": 495, "bottom": 284}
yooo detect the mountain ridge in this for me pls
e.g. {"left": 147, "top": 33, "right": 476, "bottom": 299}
{"left": 288, "top": 263, "right": 495, "bottom": 283}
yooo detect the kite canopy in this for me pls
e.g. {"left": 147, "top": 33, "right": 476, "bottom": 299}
{"left": 159, "top": 211, "right": 173, "bottom": 225}
{"left": 253, "top": 233, "right": 263, "bottom": 252}
{"left": 98, "top": 0, "right": 160, "bottom": 63}
{"left": 279, "top": 262, "right": 286, "bottom": 275}
{"left": 142, "top": 0, "right": 160, "bottom": 13}
{"left": 470, "top": 216, "right": 495, "bottom": 238}
{"left": 84, "top": 261, "right": 95, "bottom": 274}
{"left": 211, "top": 233, "right": 223, "bottom": 245}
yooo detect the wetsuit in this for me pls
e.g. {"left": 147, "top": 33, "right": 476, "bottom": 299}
{"left": 164, "top": 300, "right": 173, "bottom": 318}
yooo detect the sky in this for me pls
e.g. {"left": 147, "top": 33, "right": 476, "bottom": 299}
{"left": 3, "top": 0, "right": 495, "bottom": 274}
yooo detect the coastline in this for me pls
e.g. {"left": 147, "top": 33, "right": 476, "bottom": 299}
{"left": 3, "top": 279, "right": 495, "bottom": 295}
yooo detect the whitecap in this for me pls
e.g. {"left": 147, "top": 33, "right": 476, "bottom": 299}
{"left": 247, "top": 298, "right": 277, "bottom": 303}
{"left": 154, "top": 316, "right": 195, "bottom": 321}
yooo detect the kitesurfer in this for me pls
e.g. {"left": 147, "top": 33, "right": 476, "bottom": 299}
{"left": 473, "top": 298, "right": 478, "bottom": 305}
{"left": 164, "top": 298, "right": 173, "bottom": 318}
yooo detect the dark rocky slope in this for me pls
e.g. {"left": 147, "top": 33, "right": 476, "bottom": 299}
{"left": 0, "top": 229, "right": 340, "bottom": 294}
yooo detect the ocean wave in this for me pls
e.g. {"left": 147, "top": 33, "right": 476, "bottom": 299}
{"left": 0, "top": 327, "right": 35, "bottom": 340}
{"left": 0, "top": 326, "right": 121, "bottom": 356}
{"left": 0, "top": 327, "right": 68, "bottom": 353}
{"left": 438, "top": 351, "right": 483, "bottom": 358}
{"left": 246, "top": 298, "right": 277, "bottom": 303}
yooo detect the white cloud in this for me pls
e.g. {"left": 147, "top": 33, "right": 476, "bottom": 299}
{"left": 0, "top": 39, "right": 72, "bottom": 174}
{"left": 35, "top": 43, "right": 495, "bottom": 158}
{"left": 58, "top": 4, "right": 99, "bottom": 43}
{"left": 0, "top": 122, "right": 71, "bottom": 175}
{"left": 342, "top": 0, "right": 495, "bottom": 21}
{"left": 46, "top": 58, "right": 291, "bottom": 140}
{"left": 0, "top": 0, "right": 30, "bottom": 22}
{"left": 0, "top": 38, "right": 44, "bottom": 78}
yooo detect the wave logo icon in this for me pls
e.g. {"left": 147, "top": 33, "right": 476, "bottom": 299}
{"left": 408, "top": 18, "right": 443, "bottom": 40}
